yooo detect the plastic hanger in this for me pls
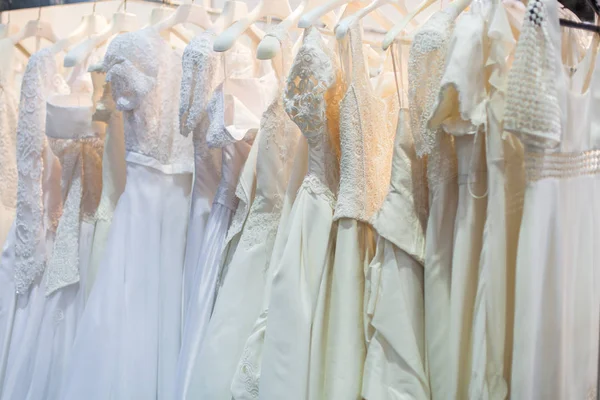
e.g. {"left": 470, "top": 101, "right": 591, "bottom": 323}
{"left": 50, "top": 2, "right": 108, "bottom": 55}
{"left": 382, "top": 0, "right": 442, "bottom": 49}
{"left": 213, "top": 0, "right": 292, "bottom": 52}
{"left": 10, "top": 6, "right": 59, "bottom": 51}
{"left": 257, "top": 0, "right": 336, "bottom": 60}
{"left": 212, "top": 0, "right": 264, "bottom": 46}
{"left": 298, "top": 0, "right": 394, "bottom": 30}
{"left": 335, "top": 0, "right": 414, "bottom": 39}
{"left": 0, "top": 10, "right": 20, "bottom": 39}
{"left": 153, "top": 0, "right": 212, "bottom": 43}
{"left": 64, "top": 0, "right": 139, "bottom": 67}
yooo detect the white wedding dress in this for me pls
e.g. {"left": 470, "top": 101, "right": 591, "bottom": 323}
{"left": 0, "top": 48, "right": 94, "bottom": 400}
{"left": 185, "top": 29, "right": 301, "bottom": 400}
{"left": 0, "top": 38, "right": 19, "bottom": 249}
{"left": 59, "top": 27, "right": 194, "bottom": 400}
{"left": 505, "top": 0, "right": 600, "bottom": 397}
{"left": 175, "top": 31, "right": 277, "bottom": 399}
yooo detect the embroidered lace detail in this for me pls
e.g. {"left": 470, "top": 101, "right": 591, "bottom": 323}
{"left": 224, "top": 180, "right": 250, "bottom": 245}
{"left": 408, "top": 10, "right": 455, "bottom": 157}
{"left": 45, "top": 135, "right": 104, "bottom": 295}
{"left": 240, "top": 195, "right": 281, "bottom": 266}
{"left": 336, "top": 22, "right": 395, "bottom": 221}
{"left": 103, "top": 28, "right": 193, "bottom": 171}
{"left": 504, "top": 0, "right": 561, "bottom": 148}
{"left": 284, "top": 27, "right": 342, "bottom": 195}
{"left": 0, "top": 77, "right": 18, "bottom": 211}
{"left": 14, "top": 49, "right": 67, "bottom": 294}
{"left": 298, "top": 174, "right": 336, "bottom": 209}
{"left": 237, "top": 337, "right": 261, "bottom": 399}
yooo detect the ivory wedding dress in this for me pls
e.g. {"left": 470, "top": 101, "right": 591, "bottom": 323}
{"left": 505, "top": 0, "right": 600, "bottom": 397}
{"left": 320, "top": 21, "right": 395, "bottom": 399}
{"left": 408, "top": 9, "right": 458, "bottom": 399}
{"left": 60, "top": 27, "right": 194, "bottom": 400}
{"left": 428, "top": 8, "right": 490, "bottom": 398}
{"left": 185, "top": 29, "right": 301, "bottom": 400}
{"left": 253, "top": 27, "right": 343, "bottom": 400}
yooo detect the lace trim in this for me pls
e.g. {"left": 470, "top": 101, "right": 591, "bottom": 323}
{"left": 0, "top": 84, "right": 18, "bottom": 211}
{"left": 525, "top": 149, "right": 600, "bottom": 181}
{"left": 408, "top": 10, "right": 455, "bottom": 157}
{"left": 298, "top": 174, "right": 336, "bottom": 209}
{"left": 14, "top": 49, "right": 68, "bottom": 294}
{"left": 504, "top": 0, "right": 562, "bottom": 148}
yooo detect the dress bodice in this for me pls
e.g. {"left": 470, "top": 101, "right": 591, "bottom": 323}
{"left": 14, "top": 49, "right": 67, "bottom": 294}
{"left": 0, "top": 38, "right": 19, "bottom": 212}
{"left": 103, "top": 27, "right": 193, "bottom": 174}
{"left": 284, "top": 27, "right": 343, "bottom": 200}
{"left": 205, "top": 70, "right": 277, "bottom": 210}
{"left": 408, "top": 10, "right": 458, "bottom": 188}
{"left": 335, "top": 22, "right": 395, "bottom": 221}
{"left": 45, "top": 95, "right": 104, "bottom": 295}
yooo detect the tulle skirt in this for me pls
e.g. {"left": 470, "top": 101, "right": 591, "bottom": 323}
{"left": 175, "top": 201, "right": 233, "bottom": 399}
{"left": 59, "top": 162, "right": 192, "bottom": 400}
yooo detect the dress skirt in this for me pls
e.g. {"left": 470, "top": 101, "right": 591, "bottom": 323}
{"left": 60, "top": 162, "right": 192, "bottom": 400}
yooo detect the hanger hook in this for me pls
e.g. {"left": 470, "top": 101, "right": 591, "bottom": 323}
{"left": 124, "top": 0, "right": 127, "bottom": 13}
{"left": 37, "top": 5, "right": 42, "bottom": 21}
{"left": 93, "top": 0, "right": 97, "bottom": 14}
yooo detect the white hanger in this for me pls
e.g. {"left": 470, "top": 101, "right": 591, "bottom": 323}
{"left": 298, "top": 0, "right": 394, "bottom": 31}
{"left": 382, "top": 0, "right": 440, "bottom": 49}
{"left": 0, "top": 10, "right": 20, "bottom": 39}
{"left": 50, "top": 3, "right": 108, "bottom": 55}
{"left": 64, "top": 1, "right": 139, "bottom": 67}
{"left": 153, "top": 0, "right": 212, "bottom": 42}
{"left": 335, "top": 0, "right": 414, "bottom": 39}
{"left": 10, "top": 6, "right": 59, "bottom": 48}
{"left": 256, "top": 0, "right": 336, "bottom": 60}
{"left": 213, "top": 0, "right": 292, "bottom": 52}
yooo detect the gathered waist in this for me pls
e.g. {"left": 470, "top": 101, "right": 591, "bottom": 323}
{"left": 125, "top": 151, "right": 194, "bottom": 175}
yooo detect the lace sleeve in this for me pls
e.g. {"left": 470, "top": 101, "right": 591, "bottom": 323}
{"left": 103, "top": 32, "right": 158, "bottom": 112}
{"left": 284, "top": 28, "right": 336, "bottom": 139}
{"left": 179, "top": 34, "right": 220, "bottom": 137}
{"left": 504, "top": 0, "right": 562, "bottom": 148}
{"left": 14, "top": 50, "right": 53, "bottom": 294}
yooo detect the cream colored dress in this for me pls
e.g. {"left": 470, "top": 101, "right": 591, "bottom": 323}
{"left": 505, "top": 0, "right": 600, "bottom": 397}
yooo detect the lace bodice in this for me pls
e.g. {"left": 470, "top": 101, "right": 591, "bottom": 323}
{"left": 45, "top": 97, "right": 104, "bottom": 295}
{"left": 408, "top": 9, "right": 456, "bottom": 157}
{"left": 14, "top": 49, "right": 68, "bottom": 294}
{"left": 0, "top": 38, "right": 18, "bottom": 212}
{"left": 335, "top": 22, "right": 395, "bottom": 221}
{"left": 284, "top": 27, "right": 343, "bottom": 198}
{"left": 103, "top": 27, "right": 193, "bottom": 174}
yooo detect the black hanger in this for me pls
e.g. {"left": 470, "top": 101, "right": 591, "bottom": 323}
{"left": 559, "top": 0, "right": 600, "bottom": 32}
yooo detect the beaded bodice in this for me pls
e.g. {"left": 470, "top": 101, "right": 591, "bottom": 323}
{"left": 103, "top": 27, "right": 193, "bottom": 173}
{"left": 284, "top": 27, "right": 343, "bottom": 200}
{"left": 335, "top": 22, "right": 395, "bottom": 221}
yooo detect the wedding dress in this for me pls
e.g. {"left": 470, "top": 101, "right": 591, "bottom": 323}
{"left": 0, "top": 38, "right": 18, "bottom": 249}
{"left": 0, "top": 48, "right": 84, "bottom": 400}
{"left": 86, "top": 70, "right": 126, "bottom": 298}
{"left": 59, "top": 27, "right": 194, "bottom": 400}
{"left": 468, "top": 4, "right": 523, "bottom": 399}
{"left": 185, "top": 29, "right": 301, "bottom": 400}
{"left": 319, "top": 21, "right": 394, "bottom": 399}
{"left": 229, "top": 135, "right": 309, "bottom": 400}
{"left": 363, "top": 47, "right": 430, "bottom": 398}
{"left": 428, "top": 8, "right": 490, "bottom": 398}
{"left": 505, "top": 0, "right": 600, "bottom": 397}
{"left": 175, "top": 32, "right": 277, "bottom": 399}
{"left": 408, "top": 9, "right": 458, "bottom": 399}
{"left": 178, "top": 32, "right": 255, "bottom": 316}
{"left": 254, "top": 27, "right": 343, "bottom": 400}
